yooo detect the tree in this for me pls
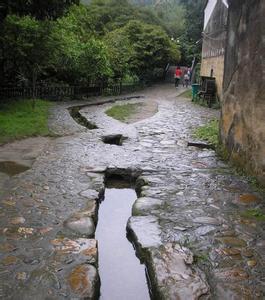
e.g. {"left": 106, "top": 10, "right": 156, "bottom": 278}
{"left": 152, "top": 0, "right": 186, "bottom": 39}
{"left": 1, "top": 15, "right": 55, "bottom": 88}
{"left": 178, "top": 0, "right": 206, "bottom": 65}
{"left": 85, "top": 0, "right": 135, "bottom": 35}
{"left": 1, "top": 0, "right": 185, "bottom": 87}
{"left": 85, "top": 0, "right": 162, "bottom": 35}
{"left": 104, "top": 29, "right": 133, "bottom": 80}
{"left": 51, "top": 6, "right": 111, "bottom": 83}
{"left": 123, "top": 20, "right": 180, "bottom": 81}
{"left": 1, "top": 0, "right": 80, "bottom": 21}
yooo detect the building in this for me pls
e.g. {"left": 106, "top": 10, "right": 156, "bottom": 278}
{"left": 221, "top": 0, "right": 265, "bottom": 184}
{"left": 200, "top": 0, "right": 228, "bottom": 99}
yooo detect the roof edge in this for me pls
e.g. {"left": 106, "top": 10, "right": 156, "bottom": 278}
{"left": 203, "top": 0, "right": 209, "bottom": 10}
{"left": 204, "top": 0, "right": 228, "bottom": 11}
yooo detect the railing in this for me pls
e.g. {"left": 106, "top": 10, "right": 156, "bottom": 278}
{"left": 0, "top": 81, "right": 142, "bottom": 100}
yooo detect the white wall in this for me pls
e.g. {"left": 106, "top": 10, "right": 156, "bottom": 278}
{"left": 204, "top": 0, "right": 229, "bottom": 30}
{"left": 204, "top": 0, "right": 217, "bottom": 30}
{"left": 222, "top": 0, "right": 228, "bottom": 8}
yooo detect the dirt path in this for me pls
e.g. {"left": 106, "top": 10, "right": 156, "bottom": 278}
{"left": 0, "top": 84, "right": 264, "bottom": 299}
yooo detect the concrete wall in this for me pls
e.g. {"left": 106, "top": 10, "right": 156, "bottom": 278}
{"left": 201, "top": 0, "right": 228, "bottom": 99}
{"left": 221, "top": 0, "right": 265, "bottom": 183}
{"left": 204, "top": 0, "right": 217, "bottom": 30}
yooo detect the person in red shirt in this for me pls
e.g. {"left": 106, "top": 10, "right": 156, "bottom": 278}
{"left": 175, "top": 66, "right": 182, "bottom": 88}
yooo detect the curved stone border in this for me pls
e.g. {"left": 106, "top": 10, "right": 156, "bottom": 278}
{"left": 89, "top": 167, "right": 210, "bottom": 300}
{"left": 126, "top": 172, "right": 210, "bottom": 300}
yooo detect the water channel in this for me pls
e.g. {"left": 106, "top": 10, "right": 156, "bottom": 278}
{"left": 95, "top": 180, "right": 150, "bottom": 300}
{"left": 0, "top": 161, "right": 30, "bottom": 176}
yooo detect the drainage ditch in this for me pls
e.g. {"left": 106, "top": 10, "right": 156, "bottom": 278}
{"left": 187, "top": 141, "right": 215, "bottom": 150}
{"left": 0, "top": 161, "right": 30, "bottom": 176}
{"left": 68, "top": 106, "right": 98, "bottom": 129}
{"left": 96, "top": 173, "right": 151, "bottom": 300}
{"left": 68, "top": 96, "right": 145, "bottom": 130}
{"left": 101, "top": 134, "right": 127, "bottom": 146}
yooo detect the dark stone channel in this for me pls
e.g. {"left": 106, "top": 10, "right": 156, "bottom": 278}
{"left": 0, "top": 161, "right": 30, "bottom": 176}
{"left": 102, "top": 134, "right": 127, "bottom": 146}
{"left": 96, "top": 176, "right": 151, "bottom": 300}
{"left": 187, "top": 141, "right": 215, "bottom": 150}
{"left": 68, "top": 106, "right": 98, "bottom": 129}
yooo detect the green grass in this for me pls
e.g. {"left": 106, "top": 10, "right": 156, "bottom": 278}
{"left": 241, "top": 209, "right": 265, "bottom": 221}
{"left": 193, "top": 119, "right": 219, "bottom": 148}
{"left": 105, "top": 103, "right": 142, "bottom": 122}
{"left": 180, "top": 89, "right": 192, "bottom": 99}
{"left": 194, "top": 252, "right": 209, "bottom": 264}
{"left": 0, "top": 99, "right": 53, "bottom": 144}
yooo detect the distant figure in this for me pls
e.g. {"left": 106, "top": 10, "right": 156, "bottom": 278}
{"left": 187, "top": 68, "right": 191, "bottom": 81}
{"left": 183, "top": 73, "right": 190, "bottom": 88}
{"left": 175, "top": 66, "right": 182, "bottom": 88}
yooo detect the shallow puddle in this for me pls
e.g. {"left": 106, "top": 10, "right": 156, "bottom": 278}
{"left": 96, "top": 184, "right": 150, "bottom": 300}
{"left": 0, "top": 161, "right": 30, "bottom": 176}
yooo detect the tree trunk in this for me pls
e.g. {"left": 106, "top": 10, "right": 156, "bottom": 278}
{"left": 32, "top": 68, "right": 37, "bottom": 109}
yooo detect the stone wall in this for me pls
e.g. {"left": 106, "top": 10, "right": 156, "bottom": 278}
{"left": 200, "top": 0, "right": 228, "bottom": 98}
{"left": 221, "top": 0, "right": 265, "bottom": 184}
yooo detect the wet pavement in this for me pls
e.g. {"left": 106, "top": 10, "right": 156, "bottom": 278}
{"left": 0, "top": 84, "right": 265, "bottom": 299}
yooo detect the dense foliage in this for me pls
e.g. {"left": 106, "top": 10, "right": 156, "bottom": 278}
{"left": 0, "top": 0, "right": 80, "bottom": 20}
{"left": 178, "top": 0, "right": 206, "bottom": 65}
{"left": 146, "top": 0, "right": 206, "bottom": 65}
{"left": 0, "top": 0, "right": 205, "bottom": 87}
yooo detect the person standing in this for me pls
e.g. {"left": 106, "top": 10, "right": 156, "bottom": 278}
{"left": 175, "top": 66, "right": 182, "bottom": 88}
{"left": 187, "top": 68, "right": 191, "bottom": 83}
{"left": 183, "top": 73, "right": 189, "bottom": 88}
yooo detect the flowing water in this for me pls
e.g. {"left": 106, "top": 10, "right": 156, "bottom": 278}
{"left": 96, "top": 186, "right": 150, "bottom": 300}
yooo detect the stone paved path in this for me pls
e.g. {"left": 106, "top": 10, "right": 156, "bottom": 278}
{"left": 0, "top": 84, "right": 264, "bottom": 299}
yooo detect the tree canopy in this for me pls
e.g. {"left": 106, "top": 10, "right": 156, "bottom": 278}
{"left": 0, "top": 0, "right": 205, "bottom": 87}
{"left": 1, "top": 0, "right": 79, "bottom": 20}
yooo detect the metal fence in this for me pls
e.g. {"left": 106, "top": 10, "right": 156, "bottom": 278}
{"left": 0, "top": 81, "right": 142, "bottom": 100}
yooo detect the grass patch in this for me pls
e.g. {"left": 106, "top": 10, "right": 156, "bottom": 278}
{"left": 193, "top": 119, "right": 219, "bottom": 148}
{"left": 180, "top": 89, "right": 192, "bottom": 99}
{"left": 194, "top": 252, "right": 209, "bottom": 264}
{"left": 105, "top": 103, "right": 142, "bottom": 122}
{"left": 0, "top": 99, "right": 53, "bottom": 144}
{"left": 241, "top": 209, "right": 265, "bottom": 221}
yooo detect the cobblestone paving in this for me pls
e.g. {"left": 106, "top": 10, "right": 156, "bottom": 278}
{"left": 0, "top": 84, "right": 264, "bottom": 299}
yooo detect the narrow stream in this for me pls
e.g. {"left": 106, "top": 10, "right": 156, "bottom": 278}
{"left": 96, "top": 182, "right": 150, "bottom": 300}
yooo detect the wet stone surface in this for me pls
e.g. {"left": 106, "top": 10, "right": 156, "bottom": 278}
{"left": 147, "top": 243, "right": 209, "bottom": 299}
{"left": 0, "top": 84, "right": 265, "bottom": 299}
